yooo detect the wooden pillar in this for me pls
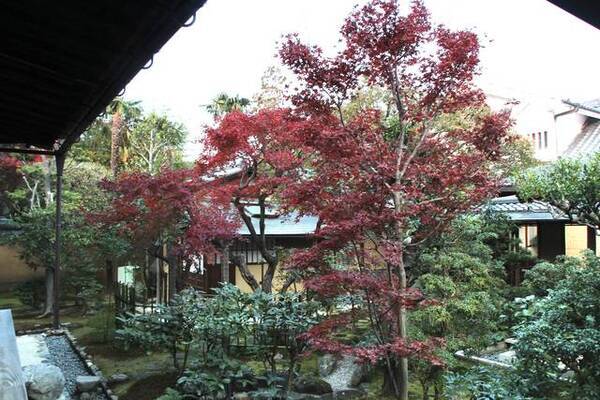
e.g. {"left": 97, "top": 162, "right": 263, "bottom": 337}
{"left": 221, "top": 245, "right": 230, "bottom": 285}
{"left": 53, "top": 152, "right": 65, "bottom": 329}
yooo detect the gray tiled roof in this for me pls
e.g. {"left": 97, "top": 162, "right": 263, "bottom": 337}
{"left": 482, "top": 196, "right": 568, "bottom": 222}
{"left": 564, "top": 98, "right": 600, "bottom": 114}
{"left": 238, "top": 206, "right": 318, "bottom": 236}
{"left": 563, "top": 119, "right": 600, "bottom": 159}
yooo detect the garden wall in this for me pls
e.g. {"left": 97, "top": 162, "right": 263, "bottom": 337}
{"left": 0, "top": 245, "right": 42, "bottom": 291}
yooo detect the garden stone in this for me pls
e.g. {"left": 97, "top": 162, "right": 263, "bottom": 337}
{"left": 108, "top": 373, "right": 129, "bottom": 384}
{"left": 22, "top": 364, "right": 65, "bottom": 400}
{"left": 321, "top": 356, "right": 367, "bottom": 390}
{"left": 293, "top": 375, "right": 333, "bottom": 395}
{"left": 287, "top": 392, "right": 322, "bottom": 400}
{"left": 76, "top": 375, "right": 101, "bottom": 392}
{"left": 318, "top": 354, "right": 337, "bottom": 377}
{"left": 0, "top": 309, "right": 28, "bottom": 400}
{"left": 331, "top": 388, "right": 366, "bottom": 399}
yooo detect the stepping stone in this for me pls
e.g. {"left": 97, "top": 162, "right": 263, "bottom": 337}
{"left": 76, "top": 375, "right": 101, "bottom": 392}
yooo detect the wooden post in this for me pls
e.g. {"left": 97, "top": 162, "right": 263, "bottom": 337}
{"left": 53, "top": 152, "right": 65, "bottom": 329}
{"left": 221, "top": 245, "right": 230, "bottom": 284}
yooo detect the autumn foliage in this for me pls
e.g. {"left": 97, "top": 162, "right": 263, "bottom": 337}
{"left": 94, "top": 168, "right": 238, "bottom": 268}
{"left": 96, "top": 0, "right": 512, "bottom": 397}
{"left": 201, "top": 0, "right": 511, "bottom": 397}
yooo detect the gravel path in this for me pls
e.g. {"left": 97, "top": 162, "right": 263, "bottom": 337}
{"left": 45, "top": 335, "right": 107, "bottom": 400}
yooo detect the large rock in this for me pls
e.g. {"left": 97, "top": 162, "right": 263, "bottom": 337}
{"left": 318, "top": 354, "right": 337, "bottom": 377}
{"left": 321, "top": 356, "right": 368, "bottom": 390}
{"left": 22, "top": 364, "right": 65, "bottom": 400}
{"left": 76, "top": 375, "right": 101, "bottom": 392}
{"left": 293, "top": 375, "right": 333, "bottom": 395}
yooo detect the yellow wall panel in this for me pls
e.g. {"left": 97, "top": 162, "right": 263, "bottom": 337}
{"left": 565, "top": 225, "right": 588, "bottom": 257}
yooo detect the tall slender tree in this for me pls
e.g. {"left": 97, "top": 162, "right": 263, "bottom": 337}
{"left": 107, "top": 98, "right": 141, "bottom": 178}
{"left": 205, "top": 93, "right": 250, "bottom": 118}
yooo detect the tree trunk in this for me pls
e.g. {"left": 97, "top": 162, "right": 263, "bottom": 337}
{"left": 392, "top": 186, "right": 409, "bottom": 400}
{"left": 110, "top": 111, "right": 124, "bottom": 178}
{"left": 231, "top": 254, "right": 260, "bottom": 291}
{"left": 398, "top": 253, "right": 409, "bottom": 400}
{"left": 40, "top": 267, "right": 54, "bottom": 317}
{"left": 382, "top": 359, "right": 401, "bottom": 398}
{"left": 261, "top": 262, "right": 277, "bottom": 293}
{"left": 433, "top": 383, "right": 441, "bottom": 400}
{"left": 41, "top": 156, "right": 53, "bottom": 206}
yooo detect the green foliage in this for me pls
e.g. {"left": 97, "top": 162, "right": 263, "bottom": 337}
{"left": 1, "top": 161, "right": 131, "bottom": 310}
{"left": 409, "top": 214, "right": 510, "bottom": 397}
{"left": 522, "top": 256, "right": 580, "bottom": 297}
{"left": 177, "top": 354, "right": 255, "bottom": 399}
{"left": 14, "top": 279, "right": 45, "bottom": 308}
{"left": 70, "top": 120, "right": 112, "bottom": 167}
{"left": 125, "top": 112, "right": 187, "bottom": 174}
{"left": 117, "top": 289, "right": 202, "bottom": 373}
{"left": 514, "top": 251, "right": 600, "bottom": 399}
{"left": 4, "top": 207, "right": 103, "bottom": 307}
{"left": 206, "top": 93, "right": 251, "bottom": 117}
{"left": 445, "top": 366, "right": 529, "bottom": 400}
{"left": 495, "top": 136, "right": 539, "bottom": 179}
{"left": 157, "top": 388, "right": 185, "bottom": 400}
{"left": 126, "top": 285, "right": 321, "bottom": 398}
{"left": 517, "top": 152, "right": 600, "bottom": 229}
{"left": 85, "top": 303, "right": 117, "bottom": 343}
{"left": 412, "top": 215, "right": 508, "bottom": 349}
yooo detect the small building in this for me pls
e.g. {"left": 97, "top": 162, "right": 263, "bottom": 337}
{"left": 486, "top": 94, "right": 600, "bottom": 162}
{"left": 486, "top": 195, "right": 599, "bottom": 283}
{"left": 193, "top": 207, "right": 318, "bottom": 293}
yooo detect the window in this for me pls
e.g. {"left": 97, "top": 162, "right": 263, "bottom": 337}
{"left": 543, "top": 131, "right": 548, "bottom": 149}
{"left": 537, "top": 132, "right": 542, "bottom": 149}
{"left": 519, "top": 224, "right": 538, "bottom": 257}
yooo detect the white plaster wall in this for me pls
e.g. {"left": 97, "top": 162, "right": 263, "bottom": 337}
{"left": 554, "top": 112, "right": 586, "bottom": 156}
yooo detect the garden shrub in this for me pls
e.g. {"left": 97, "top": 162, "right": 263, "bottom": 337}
{"left": 522, "top": 255, "right": 580, "bottom": 296}
{"left": 445, "top": 366, "right": 529, "bottom": 400}
{"left": 119, "top": 284, "right": 321, "bottom": 398}
{"left": 514, "top": 252, "right": 600, "bottom": 399}
{"left": 14, "top": 279, "right": 45, "bottom": 308}
{"left": 117, "top": 289, "right": 203, "bottom": 374}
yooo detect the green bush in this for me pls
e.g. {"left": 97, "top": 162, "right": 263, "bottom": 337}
{"left": 85, "top": 303, "right": 116, "bottom": 343}
{"left": 14, "top": 279, "right": 45, "bottom": 308}
{"left": 514, "top": 252, "right": 600, "bottom": 398}
{"left": 445, "top": 366, "right": 529, "bottom": 400}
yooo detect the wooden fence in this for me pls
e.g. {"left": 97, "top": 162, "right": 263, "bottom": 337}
{"left": 114, "top": 283, "right": 157, "bottom": 316}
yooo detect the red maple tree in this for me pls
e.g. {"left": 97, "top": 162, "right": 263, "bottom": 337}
{"left": 94, "top": 168, "right": 239, "bottom": 296}
{"left": 197, "top": 108, "right": 329, "bottom": 292}
{"left": 272, "top": 1, "right": 511, "bottom": 397}
{"left": 0, "top": 154, "right": 22, "bottom": 214}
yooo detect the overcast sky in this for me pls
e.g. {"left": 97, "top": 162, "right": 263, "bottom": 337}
{"left": 123, "top": 0, "right": 600, "bottom": 159}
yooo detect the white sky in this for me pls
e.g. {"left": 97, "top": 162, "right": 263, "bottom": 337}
{"left": 123, "top": 0, "right": 600, "bottom": 160}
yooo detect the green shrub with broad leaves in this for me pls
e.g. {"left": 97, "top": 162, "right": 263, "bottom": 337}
{"left": 514, "top": 251, "right": 600, "bottom": 399}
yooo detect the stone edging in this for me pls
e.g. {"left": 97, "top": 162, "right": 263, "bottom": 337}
{"left": 454, "top": 350, "right": 514, "bottom": 369}
{"left": 17, "top": 326, "right": 117, "bottom": 400}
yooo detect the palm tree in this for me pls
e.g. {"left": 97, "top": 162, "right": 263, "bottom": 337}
{"left": 205, "top": 93, "right": 250, "bottom": 118}
{"left": 106, "top": 98, "right": 142, "bottom": 178}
